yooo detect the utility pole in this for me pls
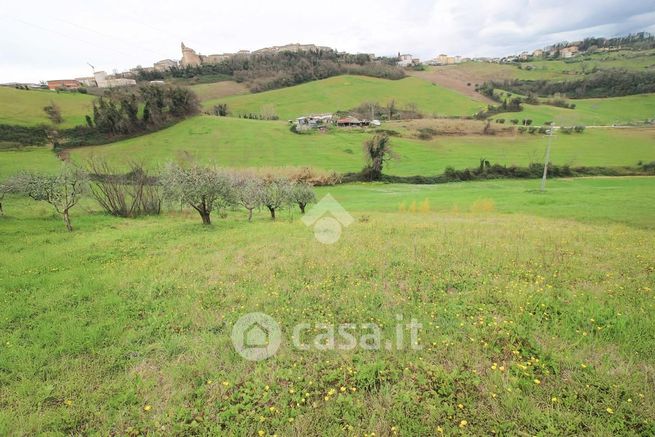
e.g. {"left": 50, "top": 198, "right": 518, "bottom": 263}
{"left": 541, "top": 127, "right": 554, "bottom": 191}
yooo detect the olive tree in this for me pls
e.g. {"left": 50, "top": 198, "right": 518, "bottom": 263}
{"left": 161, "top": 163, "right": 235, "bottom": 225}
{"left": 292, "top": 182, "right": 316, "bottom": 214}
{"left": 232, "top": 172, "right": 264, "bottom": 222}
{"left": 14, "top": 164, "right": 88, "bottom": 231}
{"left": 260, "top": 178, "right": 293, "bottom": 220}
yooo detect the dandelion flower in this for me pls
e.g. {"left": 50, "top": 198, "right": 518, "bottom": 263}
{"left": 258, "top": 430, "right": 265, "bottom": 436}
{"left": 534, "top": 379, "right": 541, "bottom": 385}
{"left": 459, "top": 420, "right": 468, "bottom": 428}
{"left": 144, "top": 405, "right": 152, "bottom": 412}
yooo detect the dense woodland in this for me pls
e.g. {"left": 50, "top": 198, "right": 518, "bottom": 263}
{"left": 136, "top": 49, "right": 405, "bottom": 92}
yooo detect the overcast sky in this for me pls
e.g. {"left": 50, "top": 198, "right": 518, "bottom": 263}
{"left": 1, "top": 0, "right": 654, "bottom": 83}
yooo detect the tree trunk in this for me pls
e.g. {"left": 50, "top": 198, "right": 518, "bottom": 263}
{"left": 267, "top": 206, "right": 276, "bottom": 220}
{"left": 199, "top": 209, "right": 211, "bottom": 225}
{"left": 247, "top": 208, "right": 253, "bottom": 222}
{"left": 299, "top": 202, "right": 306, "bottom": 214}
{"left": 63, "top": 209, "right": 73, "bottom": 232}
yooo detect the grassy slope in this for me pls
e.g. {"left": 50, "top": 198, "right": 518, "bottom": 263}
{"left": 519, "top": 49, "right": 655, "bottom": 79}
{"left": 60, "top": 116, "right": 655, "bottom": 178}
{"left": 431, "top": 50, "right": 655, "bottom": 83}
{"left": 0, "top": 87, "right": 94, "bottom": 128}
{"left": 204, "top": 75, "right": 485, "bottom": 119}
{"left": 494, "top": 94, "right": 655, "bottom": 125}
{"left": 1, "top": 177, "right": 654, "bottom": 435}
{"left": 321, "top": 177, "right": 655, "bottom": 229}
{"left": 188, "top": 81, "right": 249, "bottom": 102}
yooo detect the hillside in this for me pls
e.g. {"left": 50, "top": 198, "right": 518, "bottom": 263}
{"left": 2, "top": 176, "right": 655, "bottom": 434}
{"left": 0, "top": 87, "right": 94, "bottom": 128}
{"left": 493, "top": 93, "right": 655, "bottom": 125}
{"left": 187, "top": 80, "right": 249, "bottom": 102}
{"left": 203, "top": 75, "right": 486, "bottom": 119}
{"left": 56, "top": 116, "right": 655, "bottom": 178}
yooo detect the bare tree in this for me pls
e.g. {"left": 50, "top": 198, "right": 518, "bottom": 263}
{"left": 260, "top": 178, "right": 293, "bottom": 220}
{"left": 14, "top": 164, "right": 87, "bottom": 231}
{"left": 87, "top": 159, "right": 161, "bottom": 217}
{"left": 292, "top": 182, "right": 316, "bottom": 214}
{"left": 362, "top": 134, "right": 394, "bottom": 181}
{"left": 161, "top": 163, "right": 235, "bottom": 225}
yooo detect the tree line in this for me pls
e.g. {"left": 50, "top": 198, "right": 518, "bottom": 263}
{"left": 0, "top": 133, "right": 396, "bottom": 230}
{"left": 1, "top": 162, "right": 318, "bottom": 231}
{"left": 481, "top": 69, "right": 655, "bottom": 99}
{"left": 136, "top": 49, "right": 405, "bottom": 93}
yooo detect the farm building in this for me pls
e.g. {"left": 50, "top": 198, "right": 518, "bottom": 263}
{"left": 46, "top": 79, "right": 81, "bottom": 90}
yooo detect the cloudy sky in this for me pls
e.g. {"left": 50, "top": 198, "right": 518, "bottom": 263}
{"left": 1, "top": 0, "right": 654, "bottom": 83}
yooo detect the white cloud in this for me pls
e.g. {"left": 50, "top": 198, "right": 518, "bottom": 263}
{"left": 0, "top": 0, "right": 654, "bottom": 82}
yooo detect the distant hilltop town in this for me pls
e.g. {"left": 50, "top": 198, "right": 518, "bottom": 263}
{"left": 9, "top": 32, "right": 650, "bottom": 90}
{"left": 147, "top": 42, "right": 335, "bottom": 71}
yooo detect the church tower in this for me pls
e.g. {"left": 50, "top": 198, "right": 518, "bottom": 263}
{"left": 180, "top": 42, "right": 202, "bottom": 67}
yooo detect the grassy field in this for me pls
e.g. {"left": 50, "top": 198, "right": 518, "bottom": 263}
{"left": 494, "top": 93, "right": 655, "bottom": 125}
{"left": 188, "top": 81, "right": 249, "bottom": 102}
{"left": 1, "top": 176, "right": 654, "bottom": 435}
{"left": 518, "top": 49, "right": 655, "bottom": 79}
{"left": 55, "top": 116, "right": 655, "bottom": 178}
{"left": 203, "top": 75, "right": 485, "bottom": 119}
{"left": 0, "top": 87, "right": 94, "bottom": 128}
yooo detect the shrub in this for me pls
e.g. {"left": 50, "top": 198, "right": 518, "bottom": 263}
{"left": 87, "top": 160, "right": 161, "bottom": 218}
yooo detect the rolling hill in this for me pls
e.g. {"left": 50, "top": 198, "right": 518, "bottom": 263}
{"left": 0, "top": 86, "right": 94, "bottom": 128}
{"left": 493, "top": 93, "right": 655, "bottom": 125}
{"left": 203, "top": 75, "right": 486, "bottom": 120}
{"left": 55, "top": 116, "right": 655, "bottom": 178}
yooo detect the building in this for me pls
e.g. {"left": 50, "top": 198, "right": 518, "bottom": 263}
{"left": 180, "top": 42, "right": 202, "bottom": 66}
{"left": 153, "top": 59, "right": 178, "bottom": 71}
{"left": 253, "top": 43, "right": 331, "bottom": 54}
{"left": 532, "top": 49, "right": 544, "bottom": 57}
{"left": 94, "top": 71, "right": 136, "bottom": 88}
{"left": 428, "top": 54, "right": 464, "bottom": 66}
{"left": 560, "top": 46, "right": 579, "bottom": 58}
{"left": 46, "top": 79, "right": 80, "bottom": 90}
{"left": 74, "top": 76, "right": 97, "bottom": 87}
{"left": 398, "top": 54, "right": 419, "bottom": 67}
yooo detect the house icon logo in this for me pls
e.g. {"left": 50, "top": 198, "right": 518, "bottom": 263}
{"left": 231, "top": 312, "right": 281, "bottom": 361}
{"left": 301, "top": 194, "right": 354, "bottom": 244}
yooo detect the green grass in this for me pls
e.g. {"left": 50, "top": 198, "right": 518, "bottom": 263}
{"left": 519, "top": 49, "right": 655, "bottom": 79}
{"left": 59, "top": 116, "right": 655, "bottom": 177}
{"left": 494, "top": 94, "right": 655, "bottom": 125}
{"left": 0, "top": 147, "right": 61, "bottom": 179}
{"left": 1, "top": 176, "right": 654, "bottom": 435}
{"left": 320, "top": 177, "right": 655, "bottom": 229}
{"left": 204, "top": 75, "right": 485, "bottom": 119}
{"left": 0, "top": 87, "right": 94, "bottom": 128}
{"left": 187, "top": 81, "right": 249, "bottom": 102}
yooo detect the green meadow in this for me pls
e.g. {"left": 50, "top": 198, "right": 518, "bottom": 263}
{"left": 204, "top": 75, "right": 485, "bottom": 119}
{"left": 1, "top": 46, "right": 655, "bottom": 436}
{"left": 1, "top": 176, "right": 654, "bottom": 435}
{"left": 495, "top": 93, "right": 655, "bottom": 125}
{"left": 0, "top": 87, "right": 94, "bottom": 128}
{"left": 58, "top": 116, "right": 655, "bottom": 177}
